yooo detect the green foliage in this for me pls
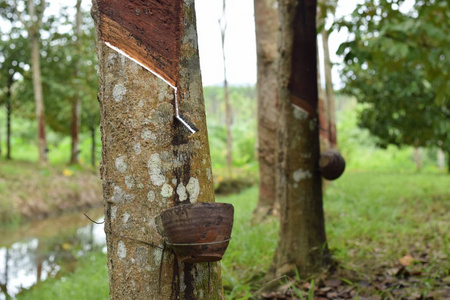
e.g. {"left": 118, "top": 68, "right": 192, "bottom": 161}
{"left": 335, "top": 96, "right": 440, "bottom": 172}
{"left": 336, "top": 0, "right": 450, "bottom": 152}
{"left": 220, "top": 188, "right": 279, "bottom": 298}
{"left": 0, "top": 0, "right": 100, "bottom": 163}
{"left": 204, "top": 85, "right": 257, "bottom": 174}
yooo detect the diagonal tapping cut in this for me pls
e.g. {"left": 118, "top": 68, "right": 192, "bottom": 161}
{"left": 105, "top": 42, "right": 198, "bottom": 134}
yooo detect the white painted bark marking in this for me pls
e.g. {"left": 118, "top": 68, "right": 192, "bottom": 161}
{"left": 293, "top": 169, "right": 312, "bottom": 182}
{"left": 117, "top": 240, "right": 127, "bottom": 259}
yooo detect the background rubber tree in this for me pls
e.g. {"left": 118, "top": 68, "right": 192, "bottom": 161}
{"left": 318, "top": 0, "right": 338, "bottom": 149}
{"left": 252, "top": 0, "right": 279, "bottom": 223}
{"left": 267, "top": 0, "right": 330, "bottom": 282}
{"left": 92, "top": 0, "right": 224, "bottom": 298}
{"left": 12, "top": 0, "right": 48, "bottom": 164}
{"left": 219, "top": 0, "right": 233, "bottom": 176}
{"left": 69, "top": 0, "right": 83, "bottom": 165}
{"left": 0, "top": 32, "right": 29, "bottom": 160}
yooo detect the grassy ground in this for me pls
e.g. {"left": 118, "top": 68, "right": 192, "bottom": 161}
{"left": 16, "top": 252, "right": 109, "bottom": 300}
{"left": 0, "top": 160, "right": 102, "bottom": 225}
{"left": 15, "top": 170, "right": 450, "bottom": 299}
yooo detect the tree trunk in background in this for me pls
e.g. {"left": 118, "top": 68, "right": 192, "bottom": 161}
{"left": 219, "top": 0, "right": 233, "bottom": 175}
{"left": 252, "top": 0, "right": 279, "bottom": 223}
{"left": 268, "top": 0, "right": 330, "bottom": 281}
{"left": 437, "top": 148, "right": 444, "bottom": 170}
{"left": 90, "top": 125, "right": 96, "bottom": 168}
{"left": 317, "top": 46, "right": 330, "bottom": 152}
{"left": 448, "top": 152, "right": 450, "bottom": 173}
{"left": 70, "top": 0, "right": 83, "bottom": 165}
{"left": 28, "top": 0, "right": 48, "bottom": 164}
{"left": 321, "top": 27, "right": 337, "bottom": 148}
{"left": 6, "top": 79, "right": 12, "bottom": 160}
{"left": 92, "top": 0, "right": 224, "bottom": 298}
{"left": 413, "top": 147, "right": 422, "bottom": 171}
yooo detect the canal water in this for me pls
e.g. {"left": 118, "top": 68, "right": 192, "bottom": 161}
{"left": 0, "top": 208, "right": 105, "bottom": 299}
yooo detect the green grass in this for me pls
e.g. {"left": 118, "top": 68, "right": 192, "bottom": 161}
{"left": 13, "top": 171, "right": 450, "bottom": 299}
{"left": 0, "top": 160, "right": 102, "bottom": 226}
{"left": 16, "top": 252, "right": 109, "bottom": 300}
{"left": 220, "top": 188, "right": 279, "bottom": 299}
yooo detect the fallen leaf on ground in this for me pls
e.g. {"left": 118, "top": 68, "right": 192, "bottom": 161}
{"left": 399, "top": 254, "right": 414, "bottom": 266}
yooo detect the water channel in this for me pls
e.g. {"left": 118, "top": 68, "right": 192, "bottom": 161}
{"left": 0, "top": 208, "right": 106, "bottom": 299}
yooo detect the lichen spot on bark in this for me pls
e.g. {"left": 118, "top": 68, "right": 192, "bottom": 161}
{"left": 161, "top": 183, "right": 174, "bottom": 198}
{"left": 115, "top": 156, "right": 128, "bottom": 173}
{"left": 125, "top": 175, "right": 135, "bottom": 189}
{"left": 107, "top": 52, "right": 118, "bottom": 66}
{"left": 148, "top": 153, "right": 165, "bottom": 186}
{"left": 147, "top": 190, "right": 155, "bottom": 202}
{"left": 293, "top": 169, "right": 312, "bottom": 182}
{"left": 112, "top": 186, "right": 126, "bottom": 203}
{"left": 113, "top": 84, "right": 127, "bottom": 102}
{"left": 141, "top": 129, "right": 156, "bottom": 141}
{"left": 117, "top": 240, "right": 127, "bottom": 260}
{"left": 158, "top": 82, "right": 171, "bottom": 102}
{"left": 206, "top": 168, "right": 212, "bottom": 181}
{"left": 111, "top": 206, "right": 118, "bottom": 221}
{"left": 123, "top": 212, "right": 131, "bottom": 224}
{"left": 176, "top": 183, "right": 187, "bottom": 201}
{"left": 293, "top": 105, "right": 309, "bottom": 120}
{"left": 186, "top": 177, "right": 200, "bottom": 203}
{"left": 133, "top": 143, "right": 141, "bottom": 154}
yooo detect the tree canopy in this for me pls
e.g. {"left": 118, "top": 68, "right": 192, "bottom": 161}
{"left": 337, "top": 0, "right": 449, "bottom": 151}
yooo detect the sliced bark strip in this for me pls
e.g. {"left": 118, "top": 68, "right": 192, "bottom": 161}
{"left": 289, "top": 0, "right": 318, "bottom": 116}
{"left": 97, "top": 0, "right": 183, "bottom": 86}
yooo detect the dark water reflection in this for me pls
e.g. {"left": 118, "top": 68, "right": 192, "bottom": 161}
{"left": 0, "top": 208, "right": 106, "bottom": 299}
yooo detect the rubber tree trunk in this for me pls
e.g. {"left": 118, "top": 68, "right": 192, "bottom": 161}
{"left": 28, "top": 0, "right": 48, "bottom": 164}
{"left": 413, "top": 147, "right": 422, "bottom": 171}
{"left": 6, "top": 81, "right": 12, "bottom": 160}
{"left": 321, "top": 27, "right": 337, "bottom": 148}
{"left": 92, "top": 0, "right": 224, "bottom": 298}
{"left": 252, "top": 0, "right": 279, "bottom": 223}
{"left": 70, "top": 0, "right": 83, "bottom": 165}
{"left": 448, "top": 152, "right": 450, "bottom": 173}
{"left": 219, "top": 0, "right": 233, "bottom": 175}
{"left": 268, "top": 0, "right": 330, "bottom": 280}
{"left": 437, "top": 148, "right": 444, "bottom": 170}
{"left": 317, "top": 46, "right": 330, "bottom": 152}
{"left": 90, "top": 125, "right": 96, "bottom": 168}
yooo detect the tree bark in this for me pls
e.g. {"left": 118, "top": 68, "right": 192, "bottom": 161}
{"left": 219, "top": 0, "right": 233, "bottom": 175}
{"left": 70, "top": 0, "right": 83, "bottom": 165}
{"left": 447, "top": 152, "right": 450, "bottom": 173}
{"left": 28, "top": 0, "right": 48, "bottom": 164}
{"left": 6, "top": 82, "right": 12, "bottom": 160}
{"left": 437, "top": 148, "right": 444, "bottom": 170}
{"left": 91, "top": 125, "right": 96, "bottom": 168}
{"left": 92, "top": 0, "right": 223, "bottom": 298}
{"left": 413, "top": 147, "right": 422, "bottom": 171}
{"left": 317, "top": 46, "right": 330, "bottom": 152}
{"left": 268, "top": 0, "right": 330, "bottom": 280}
{"left": 252, "top": 0, "right": 279, "bottom": 223}
{"left": 321, "top": 27, "right": 337, "bottom": 148}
